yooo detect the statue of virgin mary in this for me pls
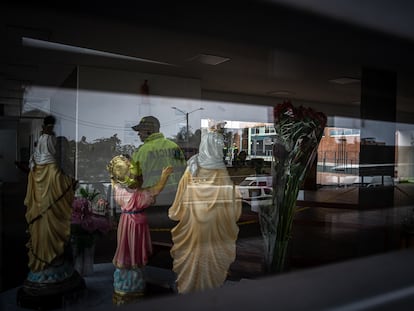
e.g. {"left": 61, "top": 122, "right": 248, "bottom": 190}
{"left": 168, "top": 120, "right": 242, "bottom": 294}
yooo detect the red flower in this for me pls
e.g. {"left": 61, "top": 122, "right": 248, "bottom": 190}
{"left": 273, "top": 100, "right": 294, "bottom": 122}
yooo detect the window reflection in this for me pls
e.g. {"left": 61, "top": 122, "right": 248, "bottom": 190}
{"left": 17, "top": 81, "right": 414, "bottom": 208}
{"left": 4, "top": 64, "right": 414, "bottom": 301}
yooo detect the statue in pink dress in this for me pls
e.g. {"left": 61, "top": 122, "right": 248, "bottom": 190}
{"left": 107, "top": 155, "right": 173, "bottom": 305}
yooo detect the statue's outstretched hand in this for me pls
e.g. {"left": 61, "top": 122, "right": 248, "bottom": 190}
{"left": 162, "top": 166, "right": 174, "bottom": 177}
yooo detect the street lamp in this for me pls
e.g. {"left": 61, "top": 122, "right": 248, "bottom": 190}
{"left": 172, "top": 106, "right": 204, "bottom": 141}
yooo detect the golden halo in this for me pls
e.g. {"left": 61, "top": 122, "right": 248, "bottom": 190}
{"left": 107, "top": 155, "right": 141, "bottom": 187}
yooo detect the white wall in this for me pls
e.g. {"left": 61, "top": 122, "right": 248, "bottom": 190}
{"left": 77, "top": 66, "right": 203, "bottom": 144}
{"left": 397, "top": 130, "right": 414, "bottom": 179}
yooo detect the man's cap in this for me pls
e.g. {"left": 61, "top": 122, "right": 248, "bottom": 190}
{"left": 132, "top": 116, "right": 160, "bottom": 132}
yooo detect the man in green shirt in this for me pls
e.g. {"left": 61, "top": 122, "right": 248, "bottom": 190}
{"left": 132, "top": 116, "right": 186, "bottom": 206}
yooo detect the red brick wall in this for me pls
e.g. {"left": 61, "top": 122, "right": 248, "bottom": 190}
{"left": 318, "top": 128, "right": 360, "bottom": 166}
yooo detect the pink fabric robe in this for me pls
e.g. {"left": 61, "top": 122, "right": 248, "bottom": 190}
{"left": 112, "top": 184, "right": 154, "bottom": 269}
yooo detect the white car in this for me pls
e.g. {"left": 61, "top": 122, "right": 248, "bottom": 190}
{"left": 239, "top": 175, "right": 272, "bottom": 187}
{"left": 238, "top": 185, "right": 273, "bottom": 213}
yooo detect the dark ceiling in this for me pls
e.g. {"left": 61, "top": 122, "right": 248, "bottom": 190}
{"left": 2, "top": 1, "right": 414, "bottom": 118}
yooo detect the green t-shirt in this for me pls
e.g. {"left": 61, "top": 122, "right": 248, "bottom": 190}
{"left": 132, "top": 133, "right": 186, "bottom": 204}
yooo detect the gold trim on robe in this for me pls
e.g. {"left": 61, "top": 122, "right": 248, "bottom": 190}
{"left": 24, "top": 163, "right": 75, "bottom": 272}
{"left": 168, "top": 168, "right": 242, "bottom": 294}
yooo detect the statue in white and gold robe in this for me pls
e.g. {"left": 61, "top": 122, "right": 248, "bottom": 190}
{"left": 168, "top": 121, "right": 242, "bottom": 294}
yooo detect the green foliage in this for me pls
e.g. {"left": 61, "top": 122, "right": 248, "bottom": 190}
{"left": 259, "top": 101, "right": 327, "bottom": 273}
{"left": 79, "top": 187, "right": 100, "bottom": 201}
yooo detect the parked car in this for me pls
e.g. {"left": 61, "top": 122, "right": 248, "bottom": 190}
{"left": 238, "top": 185, "right": 273, "bottom": 213}
{"left": 239, "top": 175, "right": 272, "bottom": 187}
{"left": 365, "top": 175, "right": 394, "bottom": 187}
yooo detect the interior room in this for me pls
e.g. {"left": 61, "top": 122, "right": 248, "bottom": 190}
{"left": 2, "top": 1, "right": 414, "bottom": 310}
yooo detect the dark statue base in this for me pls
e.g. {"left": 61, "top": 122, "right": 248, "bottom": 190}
{"left": 112, "top": 290, "right": 145, "bottom": 306}
{"left": 16, "top": 271, "right": 86, "bottom": 310}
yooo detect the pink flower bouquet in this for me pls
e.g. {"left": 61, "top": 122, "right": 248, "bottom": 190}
{"left": 71, "top": 190, "right": 112, "bottom": 250}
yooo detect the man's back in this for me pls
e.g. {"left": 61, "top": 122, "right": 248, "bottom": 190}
{"left": 132, "top": 132, "right": 186, "bottom": 206}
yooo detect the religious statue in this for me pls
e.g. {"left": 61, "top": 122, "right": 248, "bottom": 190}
{"left": 17, "top": 115, "right": 83, "bottom": 310}
{"left": 107, "top": 155, "right": 173, "bottom": 305}
{"left": 168, "top": 120, "right": 242, "bottom": 294}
